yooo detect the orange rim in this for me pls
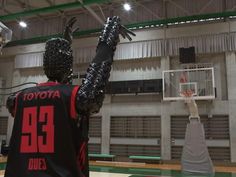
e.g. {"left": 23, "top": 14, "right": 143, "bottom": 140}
{"left": 180, "top": 90, "right": 194, "bottom": 97}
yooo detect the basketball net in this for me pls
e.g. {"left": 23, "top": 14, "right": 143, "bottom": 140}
{"left": 179, "top": 72, "right": 200, "bottom": 120}
{"left": 179, "top": 72, "right": 192, "bottom": 101}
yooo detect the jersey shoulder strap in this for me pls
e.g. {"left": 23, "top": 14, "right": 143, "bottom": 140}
{"left": 69, "top": 85, "right": 80, "bottom": 119}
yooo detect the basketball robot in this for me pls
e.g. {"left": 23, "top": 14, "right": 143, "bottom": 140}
{"left": 5, "top": 16, "right": 135, "bottom": 177}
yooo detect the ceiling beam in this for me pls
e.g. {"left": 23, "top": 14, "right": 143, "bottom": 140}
{"left": 6, "top": 10, "right": 236, "bottom": 47}
{"left": 96, "top": 4, "right": 106, "bottom": 20}
{"left": 1, "top": 8, "right": 11, "bottom": 14}
{"left": 14, "top": 0, "right": 45, "bottom": 21}
{"left": 167, "top": 0, "right": 190, "bottom": 16}
{"left": 77, "top": 0, "right": 104, "bottom": 25}
{"left": 198, "top": 0, "right": 215, "bottom": 14}
{"left": 163, "top": 0, "right": 167, "bottom": 19}
{"left": 14, "top": 0, "right": 35, "bottom": 9}
{"left": 0, "top": 0, "right": 111, "bottom": 21}
{"left": 43, "top": 0, "right": 68, "bottom": 18}
{"left": 44, "top": 0, "right": 54, "bottom": 6}
{"left": 134, "top": 0, "right": 162, "bottom": 19}
{"left": 0, "top": 0, "right": 11, "bottom": 14}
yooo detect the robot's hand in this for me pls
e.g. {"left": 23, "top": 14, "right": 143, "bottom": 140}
{"left": 63, "top": 17, "right": 80, "bottom": 44}
{"left": 119, "top": 24, "right": 136, "bottom": 41}
{"left": 98, "top": 16, "right": 136, "bottom": 51}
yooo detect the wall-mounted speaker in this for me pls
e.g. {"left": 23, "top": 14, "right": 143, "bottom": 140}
{"left": 179, "top": 46, "right": 196, "bottom": 63}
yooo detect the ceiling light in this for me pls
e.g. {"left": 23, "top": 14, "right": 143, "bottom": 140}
{"left": 19, "top": 21, "right": 27, "bottom": 28}
{"left": 123, "top": 3, "right": 131, "bottom": 11}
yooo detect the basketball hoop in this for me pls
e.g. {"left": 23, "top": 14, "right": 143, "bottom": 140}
{"left": 0, "top": 22, "right": 12, "bottom": 53}
{"left": 179, "top": 72, "right": 197, "bottom": 98}
{"left": 179, "top": 72, "right": 190, "bottom": 99}
{"left": 163, "top": 67, "right": 215, "bottom": 101}
{"left": 180, "top": 89, "right": 194, "bottom": 98}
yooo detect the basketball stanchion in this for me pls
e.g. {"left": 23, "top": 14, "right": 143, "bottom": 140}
{"left": 180, "top": 90, "right": 215, "bottom": 175}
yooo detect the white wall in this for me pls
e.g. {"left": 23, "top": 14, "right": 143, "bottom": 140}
{"left": 12, "top": 68, "right": 47, "bottom": 90}
{"left": 0, "top": 57, "right": 14, "bottom": 144}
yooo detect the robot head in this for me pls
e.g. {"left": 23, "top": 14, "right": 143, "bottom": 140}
{"left": 43, "top": 38, "right": 73, "bottom": 83}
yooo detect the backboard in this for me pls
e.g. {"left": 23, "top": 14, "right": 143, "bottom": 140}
{"left": 0, "top": 78, "right": 3, "bottom": 107}
{"left": 162, "top": 66, "right": 215, "bottom": 101}
{"left": 0, "top": 22, "right": 12, "bottom": 51}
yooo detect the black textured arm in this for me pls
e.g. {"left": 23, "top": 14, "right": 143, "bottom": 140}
{"left": 6, "top": 94, "right": 16, "bottom": 117}
{"left": 75, "top": 17, "right": 119, "bottom": 115}
{"left": 76, "top": 61, "right": 111, "bottom": 115}
{"left": 75, "top": 16, "right": 135, "bottom": 115}
{"left": 97, "top": 16, "right": 120, "bottom": 52}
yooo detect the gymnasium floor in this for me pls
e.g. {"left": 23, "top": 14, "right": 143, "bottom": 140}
{"left": 89, "top": 165, "right": 236, "bottom": 177}
{"left": 1, "top": 161, "right": 236, "bottom": 177}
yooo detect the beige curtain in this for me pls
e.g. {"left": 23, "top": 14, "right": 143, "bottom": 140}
{"left": 14, "top": 32, "right": 235, "bottom": 68}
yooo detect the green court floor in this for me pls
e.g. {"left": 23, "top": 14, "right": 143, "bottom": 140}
{"left": 90, "top": 165, "right": 236, "bottom": 177}
{"left": 0, "top": 163, "right": 6, "bottom": 171}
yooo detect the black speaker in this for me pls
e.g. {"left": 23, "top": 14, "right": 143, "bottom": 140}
{"left": 179, "top": 46, "right": 196, "bottom": 63}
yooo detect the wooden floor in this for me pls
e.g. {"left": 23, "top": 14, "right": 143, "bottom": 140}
{"left": 1, "top": 160, "right": 236, "bottom": 176}
{"left": 0, "top": 172, "right": 131, "bottom": 177}
{"left": 0, "top": 172, "right": 133, "bottom": 177}
{"left": 90, "top": 161, "right": 236, "bottom": 173}
{"left": 0, "top": 170, "right": 132, "bottom": 177}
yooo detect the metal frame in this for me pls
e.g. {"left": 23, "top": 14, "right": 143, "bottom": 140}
{"left": 4, "top": 10, "right": 236, "bottom": 47}
{"left": 0, "top": 22, "right": 12, "bottom": 50}
{"left": 162, "top": 67, "right": 215, "bottom": 101}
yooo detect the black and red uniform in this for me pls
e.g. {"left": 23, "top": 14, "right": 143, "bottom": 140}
{"left": 5, "top": 16, "right": 134, "bottom": 177}
{"left": 5, "top": 83, "right": 85, "bottom": 177}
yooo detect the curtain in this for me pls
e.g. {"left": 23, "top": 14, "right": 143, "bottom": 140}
{"left": 167, "top": 33, "right": 229, "bottom": 55}
{"left": 14, "top": 32, "right": 236, "bottom": 68}
{"left": 15, "top": 52, "right": 44, "bottom": 69}
{"left": 74, "top": 46, "right": 96, "bottom": 64}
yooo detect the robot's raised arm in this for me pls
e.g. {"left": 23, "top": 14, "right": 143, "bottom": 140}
{"left": 75, "top": 16, "right": 135, "bottom": 115}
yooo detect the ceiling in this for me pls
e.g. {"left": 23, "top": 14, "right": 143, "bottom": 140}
{"left": 0, "top": 0, "right": 235, "bottom": 44}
